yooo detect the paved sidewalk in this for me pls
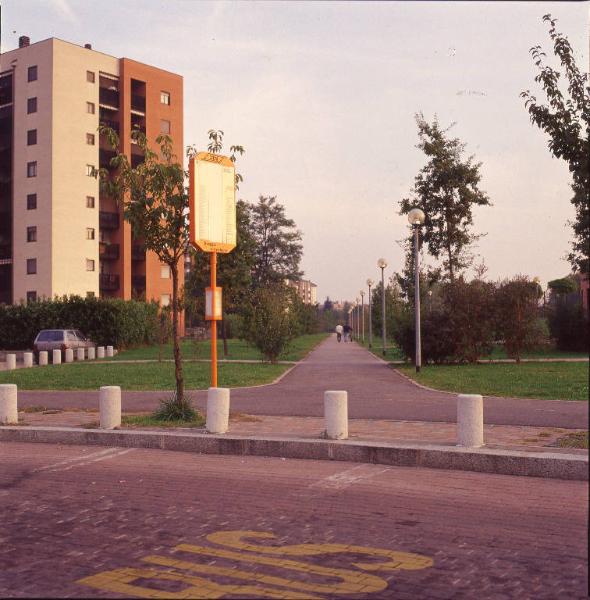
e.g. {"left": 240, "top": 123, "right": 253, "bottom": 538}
{"left": 16, "top": 335, "right": 589, "bottom": 428}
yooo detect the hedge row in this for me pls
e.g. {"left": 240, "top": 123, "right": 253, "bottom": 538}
{"left": 0, "top": 296, "right": 160, "bottom": 350}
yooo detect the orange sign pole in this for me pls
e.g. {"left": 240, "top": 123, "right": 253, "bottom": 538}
{"left": 210, "top": 251, "right": 218, "bottom": 388}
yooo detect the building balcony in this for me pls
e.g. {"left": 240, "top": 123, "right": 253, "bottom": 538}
{"left": 0, "top": 245, "right": 11, "bottom": 260}
{"left": 99, "top": 87, "right": 119, "bottom": 108}
{"left": 132, "top": 275, "right": 146, "bottom": 289}
{"left": 132, "top": 244, "right": 145, "bottom": 261}
{"left": 99, "top": 211, "right": 120, "bottom": 230}
{"left": 99, "top": 149, "right": 117, "bottom": 170}
{"left": 131, "top": 94, "right": 146, "bottom": 113}
{"left": 100, "top": 119, "right": 119, "bottom": 134}
{"left": 99, "top": 273, "right": 120, "bottom": 291}
{"left": 99, "top": 242, "right": 120, "bottom": 260}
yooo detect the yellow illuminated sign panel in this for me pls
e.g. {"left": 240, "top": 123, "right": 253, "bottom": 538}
{"left": 189, "top": 152, "right": 236, "bottom": 254}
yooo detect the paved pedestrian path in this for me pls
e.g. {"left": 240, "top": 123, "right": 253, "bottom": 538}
{"left": 17, "top": 335, "right": 588, "bottom": 428}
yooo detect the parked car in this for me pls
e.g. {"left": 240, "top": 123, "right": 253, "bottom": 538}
{"left": 33, "top": 329, "right": 95, "bottom": 356}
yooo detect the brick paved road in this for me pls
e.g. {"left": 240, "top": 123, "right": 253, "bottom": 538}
{"left": 1, "top": 441, "right": 587, "bottom": 599}
{"left": 17, "top": 336, "right": 588, "bottom": 427}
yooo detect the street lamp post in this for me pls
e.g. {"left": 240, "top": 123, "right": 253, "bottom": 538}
{"left": 377, "top": 258, "right": 388, "bottom": 355}
{"left": 360, "top": 290, "right": 365, "bottom": 343}
{"left": 355, "top": 297, "right": 360, "bottom": 341}
{"left": 408, "top": 208, "right": 426, "bottom": 372}
{"left": 366, "top": 279, "right": 374, "bottom": 348}
{"left": 349, "top": 307, "right": 354, "bottom": 342}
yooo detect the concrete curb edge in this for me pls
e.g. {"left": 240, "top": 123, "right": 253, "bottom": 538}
{"left": 1, "top": 426, "right": 586, "bottom": 481}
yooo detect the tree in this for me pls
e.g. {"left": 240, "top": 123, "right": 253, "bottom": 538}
{"left": 241, "top": 284, "right": 299, "bottom": 362}
{"left": 495, "top": 276, "right": 547, "bottom": 363}
{"left": 400, "top": 114, "right": 491, "bottom": 282}
{"left": 249, "top": 196, "right": 303, "bottom": 286}
{"left": 99, "top": 127, "right": 189, "bottom": 409}
{"left": 521, "top": 15, "right": 590, "bottom": 275}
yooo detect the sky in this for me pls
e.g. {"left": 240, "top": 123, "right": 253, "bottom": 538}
{"left": 1, "top": 0, "right": 588, "bottom": 302}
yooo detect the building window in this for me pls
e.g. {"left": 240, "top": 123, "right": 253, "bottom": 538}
{"left": 86, "top": 101, "right": 95, "bottom": 114}
{"left": 27, "top": 258, "right": 37, "bottom": 274}
{"left": 27, "top": 161, "right": 37, "bottom": 178}
{"left": 86, "top": 70, "right": 95, "bottom": 83}
{"left": 86, "top": 133, "right": 95, "bottom": 145}
{"left": 27, "top": 193, "right": 37, "bottom": 210}
{"left": 27, "top": 129, "right": 37, "bottom": 145}
{"left": 160, "top": 119, "right": 171, "bottom": 134}
{"left": 86, "top": 164, "right": 95, "bottom": 176}
{"left": 161, "top": 294, "right": 171, "bottom": 307}
{"left": 27, "top": 226, "right": 37, "bottom": 242}
{"left": 26, "top": 291, "right": 37, "bottom": 303}
{"left": 86, "top": 259, "right": 95, "bottom": 271}
{"left": 161, "top": 265, "right": 171, "bottom": 279}
{"left": 86, "top": 228, "right": 95, "bottom": 240}
{"left": 160, "top": 91, "right": 170, "bottom": 105}
{"left": 27, "top": 66, "right": 38, "bottom": 82}
{"left": 27, "top": 97, "right": 37, "bottom": 114}
{"left": 86, "top": 195, "right": 95, "bottom": 208}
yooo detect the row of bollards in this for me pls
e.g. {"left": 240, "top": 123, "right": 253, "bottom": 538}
{"left": 2, "top": 346, "right": 115, "bottom": 370}
{"left": 0, "top": 385, "right": 485, "bottom": 448}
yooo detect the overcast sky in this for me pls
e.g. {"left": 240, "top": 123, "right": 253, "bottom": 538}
{"left": 2, "top": 1, "right": 588, "bottom": 302}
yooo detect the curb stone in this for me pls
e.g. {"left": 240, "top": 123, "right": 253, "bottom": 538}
{"left": 1, "top": 426, "right": 586, "bottom": 481}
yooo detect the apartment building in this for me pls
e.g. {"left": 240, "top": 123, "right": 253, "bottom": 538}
{"left": 0, "top": 36, "right": 183, "bottom": 306}
{"left": 286, "top": 278, "right": 318, "bottom": 305}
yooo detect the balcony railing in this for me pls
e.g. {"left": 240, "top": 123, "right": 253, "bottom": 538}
{"left": 99, "top": 273, "right": 120, "bottom": 291}
{"left": 131, "top": 94, "right": 146, "bottom": 113}
{"left": 100, "top": 119, "right": 119, "bottom": 134}
{"left": 99, "top": 211, "right": 120, "bottom": 230}
{"left": 132, "top": 275, "right": 146, "bottom": 289}
{"left": 131, "top": 245, "right": 145, "bottom": 261}
{"left": 99, "top": 242, "right": 120, "bottom": 260}
{"left": 99, "top": 87, "right": 119, "bottom": 108}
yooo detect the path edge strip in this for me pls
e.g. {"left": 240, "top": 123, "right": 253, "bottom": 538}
{"left": 1, "top": 426, "right": 586, "bottom": 481}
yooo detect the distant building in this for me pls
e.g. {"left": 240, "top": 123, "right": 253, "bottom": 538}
{"left": 0, "top": 36, "right": 183, "bottom": 307}
{"left": 286, "top": 279, "right": 317, "bottom": 305}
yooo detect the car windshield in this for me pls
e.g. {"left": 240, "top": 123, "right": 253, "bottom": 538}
{"left": 74, "top": 330, "right": 87, "bottom": 340}
{"left": 37, "top": 330, "right": 64, "bottom": 342}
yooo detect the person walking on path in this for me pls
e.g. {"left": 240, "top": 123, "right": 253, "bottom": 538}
{"left": 335, "top": 324, "right": 343, "bottom": 342}
{"left": 343, "top": 324, "right": 352, "bottom": 342}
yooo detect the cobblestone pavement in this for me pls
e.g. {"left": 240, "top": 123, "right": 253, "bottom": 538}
{"left": 16, "top": 409, "right": 588, "bottom": 454}
{"left": 1, "top": 442, "right": 587, "bottom": 599}
{"left": 16, "top": 336, "right": 589, "bottom": 428}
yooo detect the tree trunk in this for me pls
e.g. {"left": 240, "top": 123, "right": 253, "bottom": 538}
{"left": 171, "top": 263, "right": 184, "bottom": 403}
{"left": 221, "top": 315, "right": 229, "bottom": 358}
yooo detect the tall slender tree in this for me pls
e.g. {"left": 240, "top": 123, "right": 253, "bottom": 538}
{"left": 520, "top": 14, "right": 589, "bottom": 275}
{"left": 249, "top": 195, "right": 303, "bottom": 286}
{"left": 400, "top": 114, "right": 491, "bottom": 282}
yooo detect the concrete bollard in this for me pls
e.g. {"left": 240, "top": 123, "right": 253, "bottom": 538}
{"left": 106, "top": 345, "right": 114, "bottom": 358}
{"left": 23, "top": 352, "right": 34, "bottom": 368}
{"left": 65, "top": 349, "right": 74, "bottom": 363}
{"left": 0, "top": 384, "right": 18, "bottom": 424}
{"left": 5, "top": 354, "right": 16, "bottom": 370}
{"left": 324, "top": 390, "right": 348, "bottom": 440}
{"left": 457, "top": 394, "right": 484, "bottom": 448}
{"left": 39, "top": 351, "right": 48, "bottom": 366}
{"left": 87, "top": 347, "right": 96, "bottom": 360}
{"left": 206, "top": 387, "right": 230, "bottom": 434}
{"left": 99, "top": 386, "right": 121, "bottom": 429}
{"left": 97, "top": 346, "right": 105, "bottom": 359}
{"left": 52, "top": 349, "right": 62, "bottom": 365}
{"left": 76, "top": 347, "right": 85, "bottom": 361}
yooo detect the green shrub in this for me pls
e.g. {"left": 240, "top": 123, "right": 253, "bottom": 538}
{"left": 548, "top": 304, "right": 589, "bottom": 352}
{"left": 0, "top": 296, "right": 159, "bottom": 350}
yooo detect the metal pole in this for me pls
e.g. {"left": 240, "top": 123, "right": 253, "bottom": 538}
{"left": 368, "top": 284, "right": 372, "bottom": 348}
{"left": 361, "top": 295, "right": 365, "bottom": 342}
{"left": 414, "top": 226, "right": 421, "bottom": 372}
{"left": 381, "top": 267, "right": 386, "bottom": 356}
{"left": 211, "top": 251, "right": 218, "bottom": 387}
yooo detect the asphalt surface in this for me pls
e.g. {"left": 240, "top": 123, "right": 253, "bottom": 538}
{"left": 17, "top": 336, "right": 588, "bottom": 428}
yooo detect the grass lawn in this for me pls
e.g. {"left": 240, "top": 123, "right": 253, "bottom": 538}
{"left": 108, "top": 333, "right": 328, "bottom": 362}
{"left": 480, "top": 345, "right": 588, "bottom": 360}
{"left": 356, "top": 338, "right": 406, "bottom": 361}
{"left": 398, "top": 362, "right": 589, "bottom": 401}
{"left": 0, "top": 361, "right": 289, "bottom": 391}
{"left": 555, "top": 431, "right": 589, "bottom": 449}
